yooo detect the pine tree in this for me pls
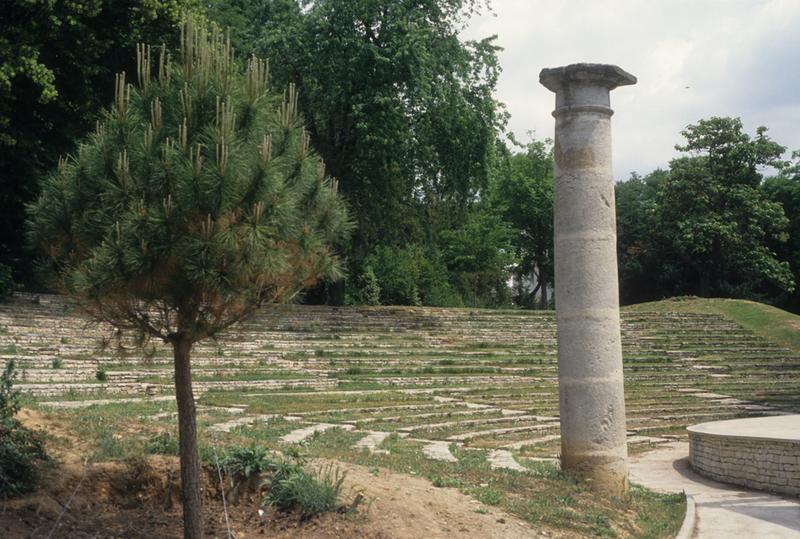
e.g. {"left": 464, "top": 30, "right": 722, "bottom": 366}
{"left": 27, "top": 19, "right": 350, "bottom": 538}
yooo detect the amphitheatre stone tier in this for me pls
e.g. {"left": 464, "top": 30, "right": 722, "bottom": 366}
{"left": 688, "top": 415, "right": 800, "bottom": 496}
{"left": 2, "top": 292, "right": 800, "bottom": 475}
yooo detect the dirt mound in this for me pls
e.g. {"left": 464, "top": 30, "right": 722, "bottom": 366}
{"left": 0, "top": 453, "right": 539, "bottom": 538}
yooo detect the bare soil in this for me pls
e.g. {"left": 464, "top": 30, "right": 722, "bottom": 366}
{"left": 1, "top": 411, "right": 541, "bottom": 538}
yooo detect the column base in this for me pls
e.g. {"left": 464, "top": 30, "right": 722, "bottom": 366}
{"left": 561, "top": 450, "right": 629, "bottom": 495}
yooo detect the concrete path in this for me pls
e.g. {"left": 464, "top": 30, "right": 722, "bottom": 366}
{"left": 208, "top": 414, "right": 283, "bottom": 433}
{"left": 630, "top": 442, "right": 800, "bottom": 538}
{"left": 354, "top": 431, "right": 391, "bottom": 453}
{"left": 422, "top": 441, "right": 458, "bottom": 463}
{"left": 488, "top": 449, "right": 527, "bottom": 472}
{"left": 280, "top": 422, "right": 355, "bottom": 444}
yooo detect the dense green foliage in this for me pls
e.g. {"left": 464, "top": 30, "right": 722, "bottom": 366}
{"left": 27, "top": 22, "right": 350, "bottom": 341}
{"left": 0, "top": 263, "right": 13, "bottom": 300}
{"left": 762, "top": 152, "right": 800, "bottom": 312}
{"left": 489, "top": 139, "right": 554, "bottom": 308}
{"left": 263, "top": 455, "right": 346, "bottom": 518}
{"left": 1, "top": 0, "right": 203, "bottom": 283}
{"left": 0, "top": 361, "right": 48, "bottom": 497}
{"left": 6, "top": 0, "right": 800, "bottom": 311}
{"left": 617, "top": 118, "right": 795, "bottom": 305}
{"left": 208, "top": 0, "right": 507, "bottom": 305}
{"left": 27, "top": 20, "right": 350, "bottom": 536}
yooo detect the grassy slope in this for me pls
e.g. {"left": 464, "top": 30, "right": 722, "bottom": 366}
{"left": 625, "top": 297, "right": 800, "bottom": 353}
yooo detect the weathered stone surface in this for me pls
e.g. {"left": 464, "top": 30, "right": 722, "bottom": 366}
{"left": 422, "top": 441, "right": 458, "bottom": 462}
{"left": 688, "top": 415, "right": 800, "bottom": 496}
{"left": 488, "top": 449, "right": 527, "bottom": 472}
{"left": 280, "top": 423, "right": 355, "bottom": 444}
{"left": 208, "top": 414, "right": 288, "bottom": 433}
{"left": 540, "top": 63, "right": 636, "bottom": 494}
{"left": 354, "top": 431, "right": 391, "bottom": 453}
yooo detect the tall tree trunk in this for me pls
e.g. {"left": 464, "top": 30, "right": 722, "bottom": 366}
{"left": 173, "top": 337, "right": 203, "bottom": 539}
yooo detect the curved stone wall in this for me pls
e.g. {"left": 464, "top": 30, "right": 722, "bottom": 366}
{"left": 688, "top": 415, "right": 800, "bottom": 496}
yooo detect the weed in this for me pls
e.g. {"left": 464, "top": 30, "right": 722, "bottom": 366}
{"left": 220, "top": 444, "right": 274, "bottom": 503}
{"left": 264, "top": 460, "right": 346, "bottom": 518}
{"left": 582, "top": 512, "right": 613, "bottom": 537}
{"left": 0, "top": 360, "right": 48, "bottom": 496}
{"left": 146, "top": 432, "right": 178, "bottom": 455}
{"left": 431, "top": 475, "right": 463, "bottom": 488}
{"left": 0, "top": 360, "right": 21, "bottom": 420}
{"left": 51, "top": 357, "right": 63, "bottom": 369}
{"left": 473, "top": 486, "right": 503, "bottom": 506}
{"left": 96, "top": 367, "right": 108, "bottom": 382}
{"left": 60, "top": 337, "right": 69, "bottom": 344}
{"left": 222, "top": 444, "right": 273, "bottom": 484}
{"left": 95, "top": 430, "right": 127, "bottom": 460}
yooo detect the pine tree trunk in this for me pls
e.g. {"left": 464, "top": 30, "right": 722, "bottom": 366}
{"left": 173, "top": 337, "right": 203, "bottom": 539}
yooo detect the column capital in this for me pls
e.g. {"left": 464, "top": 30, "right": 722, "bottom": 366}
{"left": 540, "top": 63, "right": 636, "bottom": 117}
{"left": 539, "top": 63, "right": 637, "bottom": 93}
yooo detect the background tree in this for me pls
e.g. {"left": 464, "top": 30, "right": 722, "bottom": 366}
{"left": 489, "top": 138, "right": 553, "bottom": 308}
{"left": 211, "top": 0, "right": 504, "bottom": 299}
{"left": 615, "top": 117, "right": 795, "bottom": 303}
{"left": 439, "top": 207, "right": 516, "bottom": 306}
{"left": 763, "top": 151, "right": 800, "bottom": 311}
{"left": 615, "top": 169, "right": 667, "bottom": 304}
{"left": 658, "top": 117, "right": 793, "bottom": 297}
{"left": 1, "top": 0, "right": 203, "bottom": 286}
{"left": 27, "top": 21, "right": 349, "bottom": 537}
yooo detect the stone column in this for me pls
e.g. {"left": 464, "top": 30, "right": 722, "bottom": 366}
{"left": 539, "top": 63, "right": 636, "bottom": 494}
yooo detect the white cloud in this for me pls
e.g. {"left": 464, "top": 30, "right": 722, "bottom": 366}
{"left": 463, "top": 0, "right": 800, "bottom": 178}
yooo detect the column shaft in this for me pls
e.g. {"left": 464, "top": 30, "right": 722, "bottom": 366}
{"left": 540, "top": 64, "right": 636, "bottom": 494}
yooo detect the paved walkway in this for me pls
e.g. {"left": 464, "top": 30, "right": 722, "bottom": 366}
{"left": 630, "top": 442, "right": 800, "bottom": 538}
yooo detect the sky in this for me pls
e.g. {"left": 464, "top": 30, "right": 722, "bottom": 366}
{"left": 462, "top": 0, "right": 800, "bottom": 180}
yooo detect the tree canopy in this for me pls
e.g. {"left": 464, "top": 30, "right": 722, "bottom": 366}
{"left": 215, "top": 0, "right": 504, "bottom": 274}
{"left": 1, "top": 0, "right": 204, "bottom": 283}
{"left": 616, "top": 117, "right": 795, "bottom": 302}
{"left": 489, "top": 138, "right": 553, "bottom": 308}
{"left": 27, "top": 20, "right": 349, "bottom": 537}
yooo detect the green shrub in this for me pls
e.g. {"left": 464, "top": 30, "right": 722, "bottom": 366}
{"left": 347, "top": 265, "right": 381, "bottom": 306}
{"left": 259, "top": 449, "right": 346, "bottom": 518}
{"left": 0, "top": 361, "right": 21, "bottom": 421}
{"left": 365, "top": 246, "right": 422, "bottom": 306}
{"left": 0, "top": 264, "right": 13, "bottom": 300}
{"left": 222, "top": 444, "right": 273, "bottom": 485}
{"left": 365, "top": 245, "right": 462, "bottom": 306}
{"left": 0, "top": 420, "right": 48, "bottom": 496}
{"left": 95, "top": 367, "right": 108, "bottom": 382}
{"left": 51, "top": 358, "right": 63, "bottom": 369}
{"left": 0, "top": 361, "right": 47, "bottom": 496}
{"left": 265, "top": 461, "right": 345, "bottom": 518}
{"left": 146, "top": 432, "right": 178, "bottom": 455}
{"left": 220, "top": 444, "right": 274, "bottom": 504}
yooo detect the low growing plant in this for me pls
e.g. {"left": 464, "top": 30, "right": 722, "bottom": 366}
{"left": 0, "top": 264, "right": 13, "bottom": 300}
{"left": 265, "top": 461, "right": 346, "bottom": 518}
{"left": 221, "top": 444, "right": 274, "bottom": 504}
{"left": 261, "top": 450, "right": 347, "bottom": 518}
{"left": 146, "top": 431, "right": 179, "bottom": 455}
{"left": 0, "top": 360, "right": 48, "bottom": 496}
